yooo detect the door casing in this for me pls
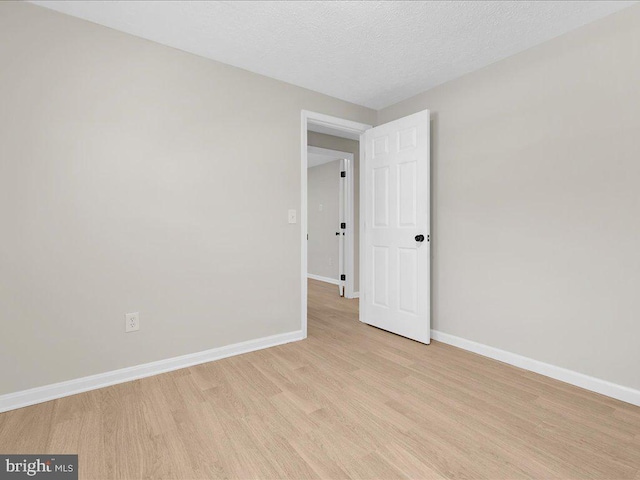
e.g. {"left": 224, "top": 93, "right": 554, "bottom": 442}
{"left": 301, "top": 111, "right": 371, "bottom": 338}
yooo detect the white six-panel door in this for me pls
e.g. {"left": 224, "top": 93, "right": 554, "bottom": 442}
{"left": 361, "top": 110, "right": 430, "bottom": 344}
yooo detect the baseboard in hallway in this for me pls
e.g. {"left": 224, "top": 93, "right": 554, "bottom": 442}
{"left": 307, "top": 273, "right": 340, "bottom": 285}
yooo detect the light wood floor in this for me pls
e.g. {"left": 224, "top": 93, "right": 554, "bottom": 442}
{"left": 1, "top": 279, "right": 639, "bottom": 479}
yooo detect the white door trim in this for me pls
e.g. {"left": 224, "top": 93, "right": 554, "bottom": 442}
{"left": 307, "top": 146, "right": 353, "bottom": 163}
{"left": 301, "top": 110, "right": 372, "bottom": 338}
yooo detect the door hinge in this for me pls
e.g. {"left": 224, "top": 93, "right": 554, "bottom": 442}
{"left": 340, "top": 171, "right": 346, "bottom": 177}
{"left": 340, "top": 222, "right": 346, "bottom": 229}
{"left": 340, "top": 274, "right": 346, "bottom": 281}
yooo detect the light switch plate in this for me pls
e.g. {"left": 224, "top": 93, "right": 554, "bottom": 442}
{"left": 288, "top": 209, "right": 297, "bottom": 224}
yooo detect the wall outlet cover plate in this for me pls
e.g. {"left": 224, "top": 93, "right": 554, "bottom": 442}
{"left": 125, "top": 312, "right": 139, "bottom": 333}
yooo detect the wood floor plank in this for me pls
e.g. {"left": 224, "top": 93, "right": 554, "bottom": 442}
{"left": 0, "top": 278, "right": 638, "bottom": 479}
{"left": 377, "top": 441, "right": 446, "bottom": 480}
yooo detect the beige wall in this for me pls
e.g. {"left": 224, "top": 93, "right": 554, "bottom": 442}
{"left": 379, "top": 5, "right": 640, "bottom": 390}
{"left": 0, "top": 2, "right": 375, "bottom": 395}
{"left": 307, "top": 160, "right": 340, "bottom": 280}
{"left": 307, "top": 132, "right": 360, "bottom": 292}
{"left": 3, "top": 0, "right": 638, "bottom": 397}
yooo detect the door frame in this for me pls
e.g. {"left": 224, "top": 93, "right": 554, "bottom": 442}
{"left": 306, "top": 146, "right": 354, "bottom": 297}
{"left": 301, "top": 110, "right": 372, "bottom": 338}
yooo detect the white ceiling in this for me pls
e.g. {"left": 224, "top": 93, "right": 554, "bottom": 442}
{"left": 308, "top": 152, "right": 342, "bottom": 169}
{"left": 31, "top": 1, "right": 636, "bottom": 110}
{"left": 308, "top": 147, "right": 350, "bottom": 168}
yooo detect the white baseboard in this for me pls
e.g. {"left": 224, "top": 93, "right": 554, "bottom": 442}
{"left": 0, "top": 330, "right": 304, "bottom": 414}
{"left": 431, "top": 330, "right": 640, "bottom": 407}
{"left": 307, "top": 273, "right": 340, "bottom": 285}
{"left": 350, "top": 292, "right": 360, "bottom": 299}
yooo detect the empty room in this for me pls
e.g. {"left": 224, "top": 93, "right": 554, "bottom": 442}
{"left": 1, "top": 1, "right": 639, "bottom": 479}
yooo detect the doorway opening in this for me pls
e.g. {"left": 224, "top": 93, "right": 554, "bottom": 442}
{"left": 307, "top": 146, "right": 354, "bottom": 297}
{"left": 300, "top": 111, "right": 371, "bottom": 338}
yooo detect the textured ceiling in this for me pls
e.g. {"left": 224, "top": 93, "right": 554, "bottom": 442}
{"left": 31, "top": 1, "right": 636, "bottom": 109}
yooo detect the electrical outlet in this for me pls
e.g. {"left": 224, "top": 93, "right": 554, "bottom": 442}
{"left": 125, "top": 312, "right": 139, "bottom": 333}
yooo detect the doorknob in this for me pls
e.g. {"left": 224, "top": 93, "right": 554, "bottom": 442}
{"left": 415, "top": 234, "right": 425, "bottom": 242}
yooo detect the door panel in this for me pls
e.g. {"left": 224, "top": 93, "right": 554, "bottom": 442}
{"left": 398, "top": 247, "right": 417, "bottom": 314}
{"left": 398, "top": 161, "right": 417, "bottom": 227}
{"left": 372, "top": 246, "right": 389, "bottom": 307}
{"left": 361, "top": 110, "right": 430, "bottom": 344}
{"left": 373, "top": 167, "right": 389, "bottom": 227}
